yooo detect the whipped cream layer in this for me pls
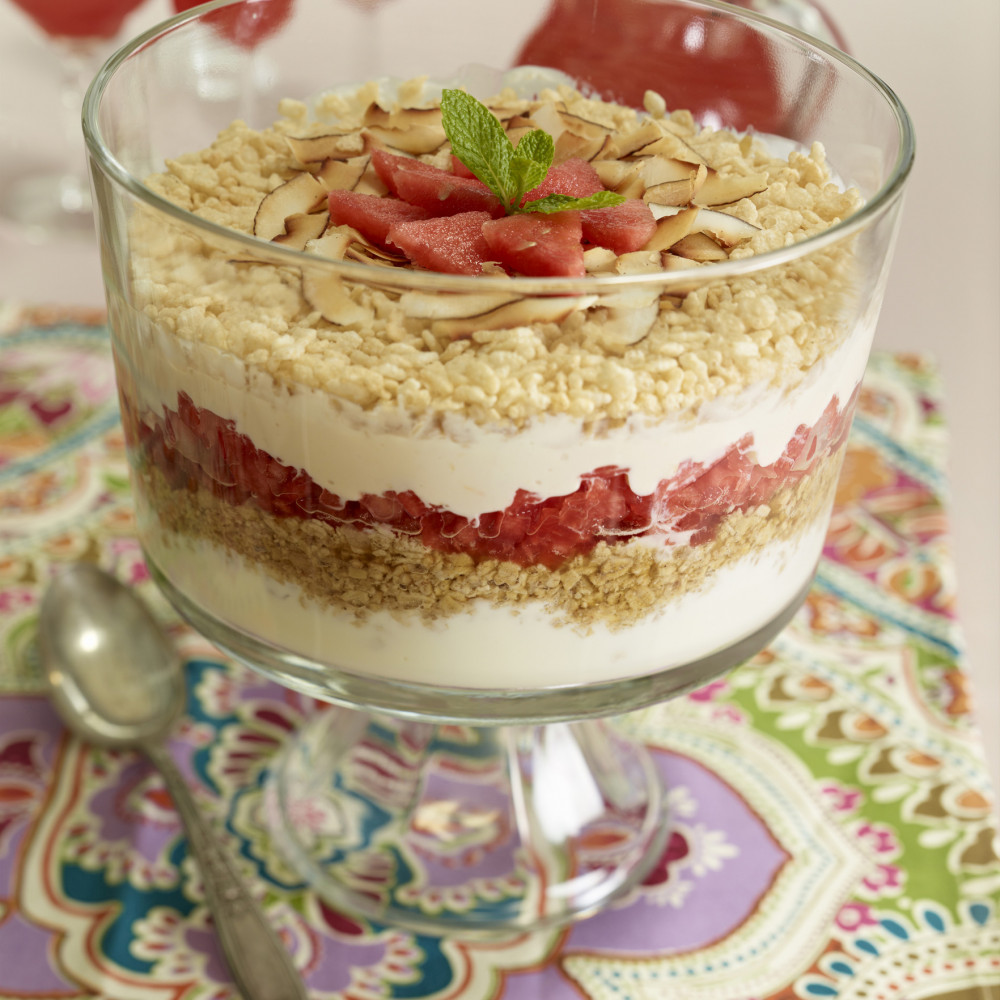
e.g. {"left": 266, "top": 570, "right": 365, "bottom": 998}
{"left": 145, "top": 515, "right": 829, "bottom": 688}
{"left": 117, "top": 304, "right": 873, "bottom": 517}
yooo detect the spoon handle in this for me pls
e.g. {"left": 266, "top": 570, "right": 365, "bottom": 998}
{"left": 143, "top": 740, "right": 309, "bottom": 1000}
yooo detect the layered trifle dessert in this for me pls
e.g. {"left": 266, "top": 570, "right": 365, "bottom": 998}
{"left": 111, "top": 73, "right": 866, "bottom": 690}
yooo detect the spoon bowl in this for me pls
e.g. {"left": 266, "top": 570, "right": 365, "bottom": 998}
{"left": 38, "top": 562, "right": 309, "bottom": 1000}
{"left": 40, "top": 562, "right": 184, "bottom": 746}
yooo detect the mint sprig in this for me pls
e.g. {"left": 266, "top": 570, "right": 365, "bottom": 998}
{"left": 440, "top": 88, "right": 625, "bottom": 216}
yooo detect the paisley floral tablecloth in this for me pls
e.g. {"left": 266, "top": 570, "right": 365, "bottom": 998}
{"left": 1, "top": 307, "right": 998, "bottom": 999}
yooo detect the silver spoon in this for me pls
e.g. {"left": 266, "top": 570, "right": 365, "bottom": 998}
{"left": 38, "top": 562, "right": 309, "bottom": 1000}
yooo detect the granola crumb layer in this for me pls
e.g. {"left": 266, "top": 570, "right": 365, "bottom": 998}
{"left": 133, "top": 79, "right": 864, "bottom": 430}
{"left": 137, "top": 454, "right": 841, "bottom": 630}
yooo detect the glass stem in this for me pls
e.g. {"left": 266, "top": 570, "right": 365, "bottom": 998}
{"left": 54, "top": 37, "right": 104, "bottom": 212}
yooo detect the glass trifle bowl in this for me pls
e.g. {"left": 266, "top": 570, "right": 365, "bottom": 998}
{"left": 84, "top": 0, "right": 913, "bottom": 932}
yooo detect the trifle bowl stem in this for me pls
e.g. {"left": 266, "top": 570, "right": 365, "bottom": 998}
{"left": 262, "top": 710, "right": 667, "bottom": 931}
{"left": 84, "top": 0, "right": 913, "bottom": 932}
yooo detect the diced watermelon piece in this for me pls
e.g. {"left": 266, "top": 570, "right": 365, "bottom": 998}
{"left": 143, "top": 382, "right": 854, "bottom": 569}
{"left": 451, "top": 155, "right": 478, "bottom": 179}
{"left": 524, "top": 157, "right": 604, "bottom": 202}
{"left": 370, "top": 149, "right": 436, "bottom": 196}
{"left": 394, "top": 164, "right": 505, "bottom": 218}
{"left": 387, "top": 211, "right": 495, "bottom": 275}
{"left": 482, "top": 212, "right": 585, "bottom": 277}
{"left": 580, "top": 198, "right": 657, "bottom": 254}
{"left": 327, "top": 190, "right": 431, "bottom": 248}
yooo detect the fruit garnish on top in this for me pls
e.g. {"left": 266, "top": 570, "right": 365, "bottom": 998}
{"left": 253, "top": 81, "right": 770, "bottom": 288}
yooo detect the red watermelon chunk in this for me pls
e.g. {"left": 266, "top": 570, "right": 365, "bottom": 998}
{"left": 394, "top": 164, "right": 505, "bottom": 218}
{"left": 370, "top": 148, "right": 436, "bottom": 196}
{"left": 387, "top": 211, "right": 494, "bottom": 275}
{"left": 327, "top": 190, "right": 431, "bottom": 248}
{"left": 524, "top": 157, "right": 604, "bottom": 202}
{"left": 451, "top": 155, "right": 478, "bottom": 179}
{"left": 482, "top": 211, "right": 585, "bottom": 277}
{"left": 580, "top": 198, "right": 656, "bottom": 254}
{"left": 372, "top": 149, "right": 503, "bottom": 217}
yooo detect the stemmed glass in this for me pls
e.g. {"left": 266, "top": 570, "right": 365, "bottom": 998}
{"left": 1, "top": 0, "right": 149, "bottom": 234}
{"left": 84, "top": 0, "right": 913, "bottom": 933}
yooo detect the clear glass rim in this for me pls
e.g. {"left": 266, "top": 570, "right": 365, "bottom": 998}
{"left": 82, "top": 0, "right": 915, "bottom": 296}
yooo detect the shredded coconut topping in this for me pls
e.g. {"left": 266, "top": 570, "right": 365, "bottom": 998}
{"left": 136, "top": 80, "right": 862, "bottom": 429}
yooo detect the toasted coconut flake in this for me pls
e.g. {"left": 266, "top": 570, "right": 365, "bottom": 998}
{"left": 528, "top": 102, "right": 568, "bottom": 143}
{"left": 559, "top": 110, "right": 614, "bottom": 135}
{"left": 632, "top": 132, "right": 708, "bottom": 166}
{"left": 507, "top": 125, "right": 537, "bottom": 148}
{"left": 302, "top": 271, "right": 375, "bottom": 326}
{"left": 399, "top": 290, "right": 519, "bottom": 319}
{"left": 693, "top": 207, "right": 761, "bottom": 247}
{"left": 671, "top": 232, "right": 728, "bottom": 262}
{"left": 273, "top": 211, "right": 329, "bottom": 250}
{"left": 388, "top": 107, "right": 444, "bottom": 129}
{"left": 593, "top": 159, "right": 640, "bottom": 190}
{"left": 434, "top": 295, "right": 597, "bottom": 339}
{"left": 362, "top": 102, "right": 391, "bottom": 127}
{"left": 583, "top": 246, "right": 619, "bottom": 273}
{"left": 615, "top": 251, "right": 663, "bottom": 275}
{"left": 347, "top": 242, "right": 410, "bottom": 266}
{"left": 286, "top": 131, "right": 364, "bottom": 164}
{"left": 598, "top": 300, "right": 660, "bottom": 346}
{"left": 587, "top": 134, "right": 618, "bottom": 162}
{"left": 643, "top": 206, "right": 699, "bottom": 252}
{"left": 692, "top": 163, "right": 709, "bottom": 197}
{"left": 661, "top": 252, "right": 701, "bottom": 271}
{"left": 695, "top": 172, "right": 769, "bottom": 206}
{"left": 644, "top": 177, "right": 700, "bottom": 207}
{"left": 354, "top": 161, "right": 390, "bottom": 197}
{"left": 305, "top": 229, "right": 353, "bottom": 261}
{"left": 660, "top": 252, "right": 705, "bottom": 294}
{"left": 608, "top": 120, "right": 664, "bottom": 158}
{"left": 316, "top": 154, "right": 371, "bottom": 192}
{"left": 554, "top": 129, "right": 608, "bottom": 163}
{"left": 615, "top": 170, "right": 647, "bottom": 200}
{"left": 640, "top": 156, "right": 698, "bottom": 187}
{"left": 365, "top": 124, "right": 447, "bottom": 155}
{"left": 253, "top": 172, "right": 327, "bottom": 240}
{"left": 487, "top": 103, "right": 528, "bottom": 123}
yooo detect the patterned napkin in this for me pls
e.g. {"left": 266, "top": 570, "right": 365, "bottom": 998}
{"left": 0, "top": 309, "right": 997, "bottom": 999}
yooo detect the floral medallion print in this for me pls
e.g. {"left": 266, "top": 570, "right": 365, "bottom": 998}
{"left": 0, "top": 318, "right": 996, "bottom": 998}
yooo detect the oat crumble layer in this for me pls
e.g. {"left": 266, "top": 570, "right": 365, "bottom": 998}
{"left": 133, "top": 81, "right": 864, "bottom": 430}
{"left": 138, "top": 454, "right": 842, "bottom": 629}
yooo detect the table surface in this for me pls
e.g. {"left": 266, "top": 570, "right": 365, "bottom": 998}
{"left": 0, "top": 0, "right": 997, "bottom": 801}
{"left": 2, "top": 323, "right": 997, "bottom": 996}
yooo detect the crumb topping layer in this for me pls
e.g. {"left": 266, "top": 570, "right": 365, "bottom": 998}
{"left": 134, "top": 78, "right": 863, "bottom": 428}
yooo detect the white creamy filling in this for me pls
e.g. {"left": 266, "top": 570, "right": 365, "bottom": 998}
{"left": 145, "top": 517, "right": 828, "bottom": 688}
{"left": 119, "top": 306, "right": 873, "bottom": 519}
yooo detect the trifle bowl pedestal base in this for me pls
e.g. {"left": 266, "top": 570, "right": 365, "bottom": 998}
{"left": 263, "top": 710, "right": 667, "bottom": 933}
{"left": 152, "top": 559, "right": 812, "bottom": 932}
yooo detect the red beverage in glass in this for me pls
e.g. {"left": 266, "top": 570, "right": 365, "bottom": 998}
{"left": 8, "top": 0, "right": 146, "bottom": 38}
{"left": 171, "top": 0, "right": 295, "bottom": 47}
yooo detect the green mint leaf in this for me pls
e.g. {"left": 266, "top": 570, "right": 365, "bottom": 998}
{"left": 522, "top": 190, "right": 626, "bottom": 214}
{"left": 513, "top": 129, "right": 554, "bottom": 178}
{"left": 440, "top": 90, "right": 625, "bottom": 218}
{"left": 509, "top": 156, "right": 549, "bottom": 205}
{"left": 440, "top": 89, "right": 514, "bottom": 206}
{"left": 509, "top": 129, "right": 553, "bottom": 207}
